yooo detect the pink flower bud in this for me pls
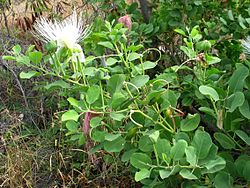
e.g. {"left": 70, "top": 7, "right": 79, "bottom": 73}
{"left": 118, "top": 15, "right": 132, "bottom": 30}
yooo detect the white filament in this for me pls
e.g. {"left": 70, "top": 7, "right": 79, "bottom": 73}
{"left": 33, "top": 11, "right": 91, "bottom": 62}
{"left": 242, "top": 37, "right": 250, "bottom": 57}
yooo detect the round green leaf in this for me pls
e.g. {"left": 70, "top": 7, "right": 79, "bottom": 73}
{"left": 139, "top": 135, "right": 153, "bottom": 152}
{"left": 214, "top": 172, "right": 233, "bottom": 188}
{"left": 86, "top": 85, "right": 100, "bottom": 104}
{"left": 170, "top": 139, "right": 188, "bottom": 161}
{"left": 104, "top": 136, "right": 125, "bottom": 152}
{"left": 179, "top": 169, "right": 198, "bottom": 180}
{"left": 66, "top": 121, "right": 79, "bottom": 132}
{"left": 225, "top": 92, "right": 245, "bottom": 112}
{"left": 61, "top": 110, "right": 79, "bottom": 122}
{"left": 191, "top": 130, "right": 212, "bottom": 159}
{"left": 199, "top": 85, "right": 219, "bottom": 101}
{"left": 130, "top": 153, "right": 152, "bottom": 169}
{"left": 180, "top": 113, "right": 200, "bottom": 132}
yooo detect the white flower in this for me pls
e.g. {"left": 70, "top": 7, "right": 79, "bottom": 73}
{"left": 33, "top": 11, "right": 91, "bottom": 62}
{"left": 242, "top": 37, "right": 250, "bottom": 58}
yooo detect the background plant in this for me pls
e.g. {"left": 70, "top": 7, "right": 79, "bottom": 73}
{"left": 1, "top": 0, "right": 250, "bottom": 187}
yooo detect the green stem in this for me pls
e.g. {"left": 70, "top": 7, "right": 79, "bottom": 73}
{"left": 153, "top": 144, "right": 159, "bottom": 166}
{"left": 131, "top": 110, "right": 173, "bottom": 133}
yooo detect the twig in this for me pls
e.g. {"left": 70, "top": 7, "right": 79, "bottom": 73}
{"left": 0, "top": 59, "right": 40, "bottom": 132}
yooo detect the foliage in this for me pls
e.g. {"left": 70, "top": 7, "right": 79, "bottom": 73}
{"left": 1, "top": 0, "right": 250, "bottom": 187}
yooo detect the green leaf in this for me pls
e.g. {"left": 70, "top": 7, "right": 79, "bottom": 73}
{"left": 106, "top": 57, "right": 119, "bottom": 66}
{"left": 86, "top": 85, "right": 100, "bottom": 104}
{"left": 29, "top": 51, "right": 43, "bottom": 64}
{"left": 238, "top": 15, "right": 247, "bottom": 29}
{"left": 90, "top": 117, "right": 102, "bottom": 128}
{"left": 139, "top": 135, "right": 153, "bottom": 152}
{"left": 159, "top": 169, "right": 171, "bottom": 179}
{"left": 155, "top": 139, "right": 171, "bottom": 160}
{"left": 135, "top": 169, "right": 150, "bottom": 182}
{"left": 19, "top": 71, "right": 39, "bottom": 79}
{"left": 196, "top": 40, "right": 211, "bottom": 51}
{"left": 205, "top": 54, "right": 221, "bottom": 65}
{"left": 107, "top": 74, "right": 126, "bottom": 93}
{"left": 185, "top": 146, "right": 197, "bottom": 166}
{"left": 12, "top": 45, "right": 21, "bottom": 55}
{"left": 16, "top": 55, "right": 31, "bottom": 66}
{"left": 199, "top": 85, "right": 219, "bottom": 102}
{"left": 243, "top": 161, "right": 250, "bottom": 181}
{"left": 180, "top": 46, "right": 196, "bottom": 58}
{"left": 214, "top": 172, "right": 232, "bottom": 188}
{"left": 121, "top": 149, "right": 137, "bottom": 162}
{"left": 228, "top": 10, "right": 234, "bottom": 21}
{"left": 110, "top": 111, "right": 125, "bottom": 121}
{"left": 61, "top": 110, "right": 79, "bottom": 122}
{"left": 130, "top": 75, "right": 149, "bottom": 89}
{"left": 179, "top": 169, "right": 197, "bottom": 180}
{"left": 203, "top": 156, "right": 226, "bottom": 174}
{"left": 105, "top": 133, "right": 121, "bottom": 141}
{"left": 128, "top": 52, "right": 142, "bottom": 61}
{"left": 98, "top": 41, "right": 114, "bottom": 50}
{"left": 235, "top": 155, "right": 250, "bottom": 177}
{"left": 239, "top": 100, "right": 250, "bottom": 119}
{"left": 45, "top": 80, "right": 70, "bottom": 89}
{"left": 67, "top": 97, "right": 79, "bottom": 107}
{"left": 214, "top": 132, "right": 235, "bottom": 149}
{"left": 104, "top": 135, "right": 125, "bottom": 152}
{"left": 228, "top": 65, "right": 249, "bottom": 93}
{"left": 148, "top": 130, "right": 160, "bottom": 143}
{"left": 2, "top": 55, "right": 16, "bottom": 61}
{"left": 130, "top": 153, "right": 152, "bottom": 169}
{"left": 111, "top": 92, "right": 127, "bottom": 110}
{"left": 225, "top": 92, "right": 245, "bottom": 112}
{"left": 174, "top": 28, "right": 186, "bottom": 36}
{"left": 235, "top": 130, "right": 250, "bottom": 146}
{"left": 66, "top": 121, "right": 79, "bottom": 132}
{"left": 170, "top": 139, "right": 188, "bottom": 161}
{"left": 198, "top": 107, "right": 216, "bottom": 118}
{"left": 191, "top": 130, "right": 212, "bottom": 159}
{"left": 180, "top": 113, "right": 200, "bottom": 132}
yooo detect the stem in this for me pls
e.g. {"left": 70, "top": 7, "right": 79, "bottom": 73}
{"left": 153, "top": 144, "right": 160, "bottom": 166}
{"left": 124, "top": 82, "right": 139, "bottom": 109}
{"left": 99, "top": 81, "right": 105, "bottom": 112}
{"left": 174, "top": 58, "right": 197, "bottom": 72}
{"left": 131, "top": 110, "right": 174, "bottom": 133}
